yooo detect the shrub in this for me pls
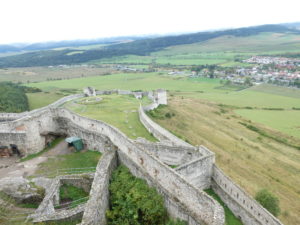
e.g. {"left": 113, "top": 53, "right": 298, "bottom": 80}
{"left": 107, "top": 165, "right": 168, "bottom": 225}
{"left": 255, "top": 189, "right": 280, "bottom": 216}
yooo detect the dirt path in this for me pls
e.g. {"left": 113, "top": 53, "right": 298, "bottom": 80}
{"left": 0, "top": 140, "right": 70, "bottom": 179}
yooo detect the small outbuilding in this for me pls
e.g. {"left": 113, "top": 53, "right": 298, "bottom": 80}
{"left": 65, "top": 137, "right": 84, "bottom": 151}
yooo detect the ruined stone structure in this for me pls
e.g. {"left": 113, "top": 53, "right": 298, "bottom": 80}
{"left": 0, "top": 89, "right": 283, "bottom": 225}
{"left": 83, "top": 87, "right": 96, "bottom": 97}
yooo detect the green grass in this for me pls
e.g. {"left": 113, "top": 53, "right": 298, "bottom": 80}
{"left": 35, "top": 150, "right": 101, "bottom": 176}
{"left": 205, "top": 189, "right": 243, "bottom": 225}
{"left": 64, "top": 94, "right": 156, "bottom": 141}
{"left": 249, "top": 84, "right": 300, "bottom": 99}
{"left": 27, "top": 92, "right": 65, "bottom": 110}
{"left": 18, "top": 203, "right": 39, "bottom": 208}
{"left": 58, "top": 184, "right": 89, "bottom": 209}
{"left": 27, "top": 73, "right": 300, "bottom": 108}
{"left": 236, "top": 109, "right": 300, "bottom": 139}
{"left": 21, "top": 137, "right": 64, "bottom": 162}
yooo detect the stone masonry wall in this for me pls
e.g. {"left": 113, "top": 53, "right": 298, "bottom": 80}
{"left": 212, "top": 165, "right": 283, "bottom": 225}
{"left": 175, "top": 153, "right": 215, "bottom": 190}
{"left": 136, "top": 141, "right": 202, "bottom": 166}
{"left": 139, "top": 106, "right": 192, "bottom": 147}
{"left": 53, "top": 108, "right": 225, "bottom": 225}
{"left": 81, "top": 150, "right": 117, "bottom": 225}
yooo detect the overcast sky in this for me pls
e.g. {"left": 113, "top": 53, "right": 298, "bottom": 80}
{"left": 0, "top": 0, "right": 299, "bottom": 44}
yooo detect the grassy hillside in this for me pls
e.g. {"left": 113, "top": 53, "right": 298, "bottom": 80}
{"left": 150, "top": 96, "right": 300, "bottom": 225}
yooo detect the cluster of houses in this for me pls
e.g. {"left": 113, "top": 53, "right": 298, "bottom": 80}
{"left": 243, "top": 56, "right": 300, "bottom": 66}
{"left": 189, "top": 56, "right": 300, "bottom": 87}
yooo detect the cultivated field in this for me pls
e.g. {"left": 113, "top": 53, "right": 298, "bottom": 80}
{"left": 0, "top": 66, "right": 113, "bottom": 83}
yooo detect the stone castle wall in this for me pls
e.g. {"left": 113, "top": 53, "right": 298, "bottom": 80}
{"left": 135, "top": 141, "right": 202, "bottom": 166}
{"left": 81, "top": 150, "right": 117, "bottom": 225}
{"left": 139, "top": 106, "right": 192, "bottom": 147}
{"left": 52, "top": 107, "right": 224, "bottom": 225}
{"left": 0, "top": 89, "right": 284, "bottom": 225}
{"left": 175, "top": 153, "right": 214, "bottom": 190}
{"left": 212, "top": 165, "right": 283, "bottom": 225}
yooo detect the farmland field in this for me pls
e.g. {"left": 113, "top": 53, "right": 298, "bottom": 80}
{"left": 0, "top": 66, "right": 113, "bottom": 83}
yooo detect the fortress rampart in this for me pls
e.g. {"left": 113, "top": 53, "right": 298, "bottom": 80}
{"left": 0, "top": 89, "right": 284, "bottom": 225}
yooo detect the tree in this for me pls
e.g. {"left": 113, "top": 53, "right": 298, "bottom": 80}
{"left": 255, "top": 189, "right": 280, "bottom": 216}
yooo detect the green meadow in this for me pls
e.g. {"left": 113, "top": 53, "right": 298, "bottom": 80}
{"left": 27, "top": 92, "right": 65, "bottom": 110}
{"left": 27, "top": 73, "right": 300, "bottom": 109}
{"left": 64, "top": 94, "right": 156, "bottom": 141}
{"left": 235, "top": 109, "right": 300, "bottom": 138}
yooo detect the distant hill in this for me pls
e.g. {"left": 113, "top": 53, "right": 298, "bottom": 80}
{"left": 0, "top": 24, "right": 299, "bottom": 68}
{"left": 0, "top": 36, "right": 147, "bottom": 54}
{"left": 281, "top": 22, "right": 300, "bottom": 30}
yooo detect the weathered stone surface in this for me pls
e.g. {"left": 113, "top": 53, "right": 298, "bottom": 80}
{"left": 0, "top": 176, "right": 43, "bottom": 203}
{"left": 81, "top": 150, "right": 117, "bottom": 225}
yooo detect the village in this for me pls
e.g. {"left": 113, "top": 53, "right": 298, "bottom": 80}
{"left": 190, "top": 56, "right": 300, "bottom": 88}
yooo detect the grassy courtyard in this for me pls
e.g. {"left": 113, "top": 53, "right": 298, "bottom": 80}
{"left": 64, "top": 94, "right": 156, "bottom": 141}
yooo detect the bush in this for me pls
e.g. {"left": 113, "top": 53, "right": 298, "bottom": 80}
{"left": 107, "top": 165, "right": 168, "bottom": 225}
{"left": 255, "top": 189, "right": 280, "bottom": 216}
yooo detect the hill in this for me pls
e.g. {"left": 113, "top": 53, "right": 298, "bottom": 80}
{"left": 0, "top": 24, "right": 298, "bottom": 68}
{"left": 0, "top": 36, "right": 147, "bottom": 54}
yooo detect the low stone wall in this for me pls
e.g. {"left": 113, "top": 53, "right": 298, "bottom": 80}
{"left": 81, "top": 150, "right": 117, "bottom": 225}
{"left": 136, "top": 141, "right": 202, "bottom": 166}
{"left": 212, "top": 165, "right": 283, "bottom": 225}
{"left": 30, "top": 173, "right": 94, "bottom": 223}
{"left": 138, "top": 106, "right": 192, "bottom": 147}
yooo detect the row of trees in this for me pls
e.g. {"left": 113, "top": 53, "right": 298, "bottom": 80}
{"left": 0, "top": 82, "right": 30, "bottom": 112}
